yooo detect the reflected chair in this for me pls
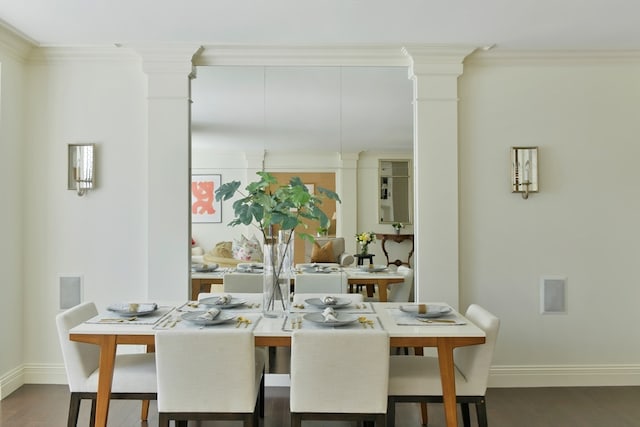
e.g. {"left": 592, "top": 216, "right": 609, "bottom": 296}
{"left": 386, "top": 265, "right": 414, "bottom": 302}
{"left": 303, "top": 237, "right": 354, "bottom": 266}
{"left": 387, "top": 304, "right": 500, "bottom": 427}
{"left": 290, "top": 329, "right": 389, "bottom": 426}
{"left": 155, "top": 328, "right": 266, "bottom": 427}
{"left": 294, "top": 271, "right": 348, "bottom": 294}
{"left": 223, "top": 272, "right": 263, "bottom": 293}
{"left": 55, "top": 302, "right": 157, "bottom": 427}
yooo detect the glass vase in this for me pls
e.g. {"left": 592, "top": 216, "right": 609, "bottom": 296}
{"left": 262, "top": 230, "right": 294, "bottom": 318}
{"left": 359, "top": 242, "right": 369, "bottom": 255}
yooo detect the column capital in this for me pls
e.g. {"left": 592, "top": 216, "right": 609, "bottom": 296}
{"left": 132, "top": 44, "right": 202, "bottom": 75}
{"left": 402, "top": 45, "right": 478, "bottom": 78}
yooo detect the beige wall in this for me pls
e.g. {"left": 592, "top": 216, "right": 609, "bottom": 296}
{"left": 2, "top": 45, "right": 640, "bottom": 397}
{"left": 0, "top": 31, "right": 28, "bottom": 398}
{"left": 457, "top": 56, "right": 640, "bottom": 385}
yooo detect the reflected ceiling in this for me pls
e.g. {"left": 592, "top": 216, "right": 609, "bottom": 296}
{"left": 191, "top": 66, "right": 413, "bottom": 153}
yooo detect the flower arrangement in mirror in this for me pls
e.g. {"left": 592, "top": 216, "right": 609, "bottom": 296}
{"left": 355, "top": 231, "right": 376, "bottom": 255}
{"left": 392, "top": 222, "right": 404, "bottom": 234}
{"left": 215, "top": 171, "right": 341, "bottom": 316}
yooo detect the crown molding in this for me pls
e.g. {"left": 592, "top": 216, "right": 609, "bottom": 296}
{"left": 26, "top": 45, "right": 140, "bottom": 64}
{"left": 466, "top": 49, "right": 640, "bottom": 66}
{"left": 195, "top": 44, "right": 412, "bottom": 67}
{"left": 0, "top": 23, "right": 35, "bottom": 61}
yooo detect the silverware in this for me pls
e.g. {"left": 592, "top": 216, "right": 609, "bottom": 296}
{"left": 417, "top": 318, "right": 457, "bottom": 324}
{"left": 99, "top": 316, "right": 137, "bottom": 322}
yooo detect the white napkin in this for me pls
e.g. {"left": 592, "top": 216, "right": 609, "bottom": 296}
{"left": 321, "top": 295, "right": 337, "bottom": 305}
{"left": 215, "top": 294, "right": 233, "bottom": 305}
{"left": 197, "top": 307, "right": 221, "bottom": 320}
{"left": 322, "top": 307, "right": 338, "bottom": 322}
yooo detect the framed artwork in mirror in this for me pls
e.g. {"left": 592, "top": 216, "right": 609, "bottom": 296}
{"left": 191, "top": 174, "right": 222, "bottom": 223}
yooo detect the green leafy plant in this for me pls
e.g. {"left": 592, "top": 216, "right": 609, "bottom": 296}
{"left": 215, "top": 171, "right": 341, "bottom": 243}
{"left": 215, "top": 171, "right": 341, "bottom": 314}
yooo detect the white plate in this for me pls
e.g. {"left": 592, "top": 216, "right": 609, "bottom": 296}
{"left": 357, "top": 265, "right": 388, "bottom": 273}
{"left": 303, "top": 312, "right": 358, "bottom": 326}
{"left": 199, "top": 297, "right": 247, "bottom": 309}
{"left": 304, "top": 297, "right": 352, "bottom": 309}
{"left": 181, "top": 311, "right": 237, "bottom": 325}
{"left": 191, "top": 263, "right": 218, "bottom": 273}
{"left": 237, "top": 263, "right": 263, "bottom": 273}
{"left": 302, "top": 267, "right": 332, "bottom": 274}
{"left": 400, "top": 304, "right": 452, "bottom": 318}
{"left": 107, "top": 303, "right": 158, "bottom": 316}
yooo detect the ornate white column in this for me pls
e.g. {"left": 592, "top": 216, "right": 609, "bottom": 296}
{"left": 137, "top": 45, "right": 201, "bottom": 300}
{"left": 402, "top": 46, "right": 476, "bottom": 308}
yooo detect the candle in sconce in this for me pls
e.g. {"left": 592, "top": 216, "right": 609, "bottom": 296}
{"left": 523, "top": 160, "right": 530, "bottom": 183}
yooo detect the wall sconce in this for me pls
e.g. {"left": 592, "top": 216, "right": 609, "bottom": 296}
{"left": 68, "top": 144, "right": 95, "bottom": 196}
{"left": 511, "top": 146, "right": 538, "bottom": 199}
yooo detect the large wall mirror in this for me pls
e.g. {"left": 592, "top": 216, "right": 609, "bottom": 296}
{"left": 379, "top": 159, "right": 412, "bottom": 224}
{"left": 190, "top": 64, "right": 413, "bottom": 261}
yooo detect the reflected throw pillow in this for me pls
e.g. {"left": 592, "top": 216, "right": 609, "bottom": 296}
{"left": 310, "top": 240, "right": 335, "bottom": 263}
{"left": 232, "top": 234, "right": 263, "bottom": 262}
{"left": 211, "top": 241, "right": 233, "bottom": 258}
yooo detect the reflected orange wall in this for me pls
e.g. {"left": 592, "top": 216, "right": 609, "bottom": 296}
{"left": 270, "top": 172, "right": 336, "bottom": 265}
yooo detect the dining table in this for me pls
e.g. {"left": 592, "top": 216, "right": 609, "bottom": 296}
{"left": 68, "top": 295, "right": 485, "bottom": 427}
{"left": 191, "top": 267, "right": 405, "bottom": 302}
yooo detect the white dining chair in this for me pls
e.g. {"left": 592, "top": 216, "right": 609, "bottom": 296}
{"left": 387, "top": 304, "right": 500, "bottom": 427}
{"left": 223, "top": 272, "right": 264, "bottom": 293}
{"left": 196, "top": 291, "right": 270, "bottom": 372}
{"left": 155, "top": 328, "right": 266, "bottom": 427}
{"left": 55, "top": 302, "right": 157, "bottom": 427}
{"left": 290, "top": 329, "right": 390, "bottom": 426}
{"left": 294, "top": 271, "right": 348, "bottom": 294}
{"left": 386, "top": 265, "right": 414, "bottom": 302}
{"left": 292, "top": 292, "right": 363, "bottom": 305}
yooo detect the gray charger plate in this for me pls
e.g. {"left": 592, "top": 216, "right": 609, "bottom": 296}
{"left": 303, "top": 312, "right": 358, "bottom": 326}
{"left": 181, "top": 311, "right": 237, "bottom": 325}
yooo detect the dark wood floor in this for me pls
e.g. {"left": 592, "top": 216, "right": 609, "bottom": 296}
{"left": 2, "top": 382, "right": 640, "bottom": 427}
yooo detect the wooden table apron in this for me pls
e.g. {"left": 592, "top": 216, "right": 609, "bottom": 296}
{"left": 69, "top": 309, "right": 484, "bottom": 427}
{"left": 191, "top": 276, "right": 404, "bottom": 302}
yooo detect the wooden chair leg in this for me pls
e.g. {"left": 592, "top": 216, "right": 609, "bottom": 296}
{"left": 291, "top": 413, "right": 302, "bottom": 427}
{"left": 387, "top": 397, "right": 396, "bottom": 427}
{"left": 141, "top": 399, "right": 150, "bottom": 420}
{"left": 461, "top": 402, "right": 471, "bottom": 427}
{"left": 89, "top": 397, "right": 96, "bottom": 427}
{"left": 420, "top": 402, "right": 428, "bottom": 426}
{"left": 67, "top": 393, "right": 81, "bottom": 427}
{"left": 476, "top": 398, "right": 488, "bottom": 427}
{"left": 366, "top": 284, "right": 375, "bottom": 297}
{"left": 158, "top": 413, "right": 170, "bottom": 427}
{"left": 259, "top": 370, "right": 265, "bottom": 418}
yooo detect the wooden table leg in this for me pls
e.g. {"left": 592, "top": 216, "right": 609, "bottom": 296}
{"left": 141, "top": 343, "right": 155, "bottom": 420}
{"left": 377, "top": 281, "right": 388, "bottom": 302}
{"left": 94, "top": 335, "right": 118, "bottom": 427}
{"left": 437, "top": 339, "right": 458, "bottom": 427}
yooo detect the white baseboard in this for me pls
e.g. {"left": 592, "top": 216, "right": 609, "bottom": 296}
{"left": 0, "top": 365, "right": 24, "bottom": 400}
{"left": 489, "top": 364, "right": 640, "bottom": 387}
{"left": 4, "top": 363, "right": 640, "bottom": 399}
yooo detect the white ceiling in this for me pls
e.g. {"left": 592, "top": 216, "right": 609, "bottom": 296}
{"left": 4, "top": 0, "right": 640, "bottom": 153}
{"left": 2, "top": 0, "right": 640, "bottom": 49}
